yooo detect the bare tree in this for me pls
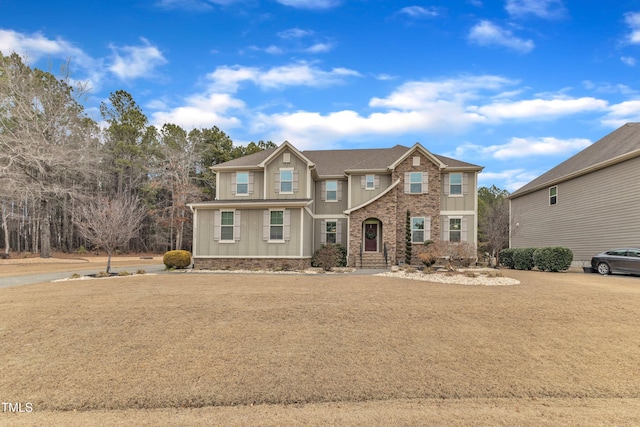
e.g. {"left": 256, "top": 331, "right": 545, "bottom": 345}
{"left": 73, "top": 193, "right": 146, "bottom": 273}
{"left": 0, "top": 53, "right": 98, "bottom": 257}
{"left": 481, "top": 198, "right": 510, "bottom": 266}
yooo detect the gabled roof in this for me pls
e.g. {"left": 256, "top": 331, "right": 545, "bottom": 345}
{"left": 510, "top": 122, "right": 640, "bottom": 198}
{"left": 211, "top": 141, "right": 482, "bottom": 177}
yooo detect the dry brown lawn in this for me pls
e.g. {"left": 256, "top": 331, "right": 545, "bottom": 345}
{"left": 2, "top": 268, "right": 640, "bottom": 425}
{"left": 0, "top": 254, "right": 161, "bottom": 277}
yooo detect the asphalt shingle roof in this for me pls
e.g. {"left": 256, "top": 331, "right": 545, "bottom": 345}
{"left": 511, "top": 122, "right": 640, "bottom": 197}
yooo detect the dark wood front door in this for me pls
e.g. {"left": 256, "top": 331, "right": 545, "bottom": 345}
{"left": 364, "top": 223, "right": 378, "bottom": 252}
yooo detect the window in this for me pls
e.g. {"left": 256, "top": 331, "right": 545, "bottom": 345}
{"left": 449, "top": 218, "right": 461, "bottom": 242}
{"left": 280, "top": 169, "right": 293, "bottom": 193}
{"left": 326, "top": 221, "right": 337, "bottom": 244}
{"left": 220, "top": 211, "right": 234, "bottom": 240}
{"left": 326, "top": 180, "right": 337, "bottom": 201}
{"left": 449, "top": 173, "right": 462, "bottom": 195}
{"left": 366, "top": 175, "right": 375, "bottom": 190}
{"left": 549, "top": 186, "right": 557, "bottom": 205}
{"left": 270, "top": 210, "right": 284, "bottom": 240}
{"left": 410, "top": 172, "right": 422, "bottom": 194}
{"left": 236, "top": 172, "right": 249, "bottom": 195}
{"left": 411, "top": 217, "right": 425, "bottom": 243}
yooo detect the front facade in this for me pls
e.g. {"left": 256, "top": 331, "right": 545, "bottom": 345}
{"left": 509, "top": 122, "right": 640, "bottom": 265}
{"left": 189, "top": 141, "right": 483, "bottom": 269}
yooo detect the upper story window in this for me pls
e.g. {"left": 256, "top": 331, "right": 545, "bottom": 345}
{"left": 280, "top": 169, "right": 293, "bottom": 193}
{"left": 449, "top": 173, "right": 462, "bottom": 195}
{"left": 326, "top": 180, "right": 337, "bottom": 201}
{"left": 236, "top": 172, "right": 249, "bottom": 195}
{"left": 366, "top": 175, "right": 375, "bottom": 190}
{"left": 549, "top": 186, "right": 557, "bottom": 205}
{"left": 410, "top": 172, "right": 423, "bottom": 194}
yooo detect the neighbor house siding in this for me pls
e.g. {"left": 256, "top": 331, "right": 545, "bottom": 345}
{"left": 195, "top": 207, "right": 303, "bottom": 258}
{"left": 510, "top": 155, "right": 640, "bottom": 263}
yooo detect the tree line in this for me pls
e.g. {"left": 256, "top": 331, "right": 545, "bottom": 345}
{"left": 0, "top": 52, "right": 509, "bottom": 259}
{"left": 0, "top": 52, "right": 275, "bottom": 257}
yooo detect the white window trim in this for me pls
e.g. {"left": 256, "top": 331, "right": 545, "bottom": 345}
{"left": 235, "top": 172, "right": 250, "bottom": 197}
{"left": 268, "top": 209, "right": 285, "bottom": 243}
{"left": 219, "top": 210, "right": 236, "bottom": 243}
{"left": 409, "top": 172, "right": 422, "bottom": 194}
{"left": 448, "top": 172, "right": 463, "bottom": 197}
{"left": 279, "top": 168, "right": 294, "bottom": 194}
{"left": 411, "top": 217, "right": 425, "bottom": 244}
{"left": 365, "top": 174, "right": 375, "bottom": 190}
{"left": 325, "top": 180, "right": 338, "bottom": 202}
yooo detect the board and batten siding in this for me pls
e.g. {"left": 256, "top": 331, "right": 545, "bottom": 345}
{"left": 217, "top": 171, "right": 264, "bottom": 200}
{"left": 350, "top": 174, "right": 392, "bottom": 208}
{"left": 264, "top": 150, "right": 309, "bottom": 199}
{"left": 510, "top": 155, "right": 640, "bottom": 263}
{"left": 440, "top": 172, "right": 476, "bottom": 212}
{"left": 195, "top": 208, "right": 302, "bottom": 257}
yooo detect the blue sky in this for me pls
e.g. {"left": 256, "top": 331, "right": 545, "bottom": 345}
{"left": 2, "top": 0, "right": 640, "bottom": 192}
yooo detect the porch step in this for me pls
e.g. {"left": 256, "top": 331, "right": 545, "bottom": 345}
{"left": 356, "top": 252, "right": 389, "bottom": 269}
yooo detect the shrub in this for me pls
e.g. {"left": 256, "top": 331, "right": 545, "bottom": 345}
{"left": 163, "top": 250, "right": 192, "bottom": 269}
{"left": 498, "top": 248, "right": 516, "bottom": 268}
{"left": 512, "top": 248, "right": 536, "bottom": 270}
{"left": 418, "top": 241, "right": 476, "bottom": 268}
{"left": 311, "top": 244, "right": 346, "bottom": 271}
{"left": 533, "top": 247, "right": 573, "bottom": 272}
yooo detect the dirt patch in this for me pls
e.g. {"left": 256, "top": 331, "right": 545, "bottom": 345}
{"left": 2, "top": 270, "right": 640, "bottom": 424}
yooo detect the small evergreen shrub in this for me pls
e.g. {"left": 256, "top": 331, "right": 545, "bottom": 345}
{"left": 311, "top": 244, "right": 346, "bottom": 271}
{"left": 533, "top": 247, "right": 573, "bottom": 272}
{"left": 498, "top": 248, "right": 515, "bottom": 269}
{"left": 512, "top": 247, "right": 536, "bottom": 270}
{"left": 163, "top": 250, "right": 192, "bottom": 269}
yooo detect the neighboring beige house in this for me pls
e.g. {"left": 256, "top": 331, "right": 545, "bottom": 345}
{"left": 188, "top": 141, "right": 483, "bottom": 269}
{"left": 509, "top": 122, "right": 640, "bottom": 265}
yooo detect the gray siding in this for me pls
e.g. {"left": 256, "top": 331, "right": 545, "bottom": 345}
{"left": 217, "top": 171, "right": 264, "bottom": 200}
{"left": 265, "top": 150, "right": 309, "bottom": 199}
{"left": 315, "top": 180, "right": 347, "bottom": 215}
{"left": 441, "top": 172, "right": 476, "bottom": 211}
{"left": 313, "top": 218, "right": 347, "bottom": 252}
{"left": 350, "top": 174, "right": 392, "bottom": 207}
{"left": 195, "top": 207, "right": 303, "bottom": 257}
{"left": 510, "top": 155, "right": 640, "bottom": 263}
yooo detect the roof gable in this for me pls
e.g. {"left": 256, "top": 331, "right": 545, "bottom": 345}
{"left": 511, "top": 122, "right": 640, "bottom": 197}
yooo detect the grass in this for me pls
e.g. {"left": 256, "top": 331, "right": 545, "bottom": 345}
{"left": 2, "top": 270, "right": 640, "bottom": 425}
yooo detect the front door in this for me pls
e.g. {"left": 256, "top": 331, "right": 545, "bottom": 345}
{"left": 364, "top": 223, "right": 378, "bottom": 252}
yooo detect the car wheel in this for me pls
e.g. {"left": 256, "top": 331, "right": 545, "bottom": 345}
{"left": 597, "top": 262, "right": 611, "bottom": 275}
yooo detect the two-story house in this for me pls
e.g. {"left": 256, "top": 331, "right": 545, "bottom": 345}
{"left": 188, "top": 141, "right": 483, "bottom": 269}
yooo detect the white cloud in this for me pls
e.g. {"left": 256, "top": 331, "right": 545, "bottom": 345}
{"left": 505, "top": 0, "right": 566, "bottom": 19}
{"left": 151, "top": 93, "right": 244, "bottom": 129}
{"left": 398, "top": 6, "right": 439, "bottom": 19}
{"left": 304, "top": 43, "right": 333, "bottom": 53}
{"left": 621, "top": 56, "right": 637, "bottom": 66}
{"left": 277, "top": 28, "right": 314, "bottom": 39}
{"left": 206, "top": 61, "right": 361, "bottom": 92}
{"left": 275, "top": 0, "right": 340, "bottom": 9}
{"left": 625, "top": 12, "right": 640, "bottom": 44}
{"left": 456, "top": 137, "right": 592, "bottom": 160}
{"left": 471, "top": 97, "right": 608, "bottom": 120}
{"left": 602, "top": 100, "right": 640, "bottom": 128}
{"left": 468, "top": 21, "right": 534, "bottom": 53}
{"left": 108, "top": 38, "right": 167, "bottom": 80}
{"left": 478, "top": 169, "right": 540, "bottom": 192}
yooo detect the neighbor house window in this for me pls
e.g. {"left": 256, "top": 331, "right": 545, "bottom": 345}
{"left": 366, "top": 175, "right": 375, "bottom": 190}
{"left": 449, "top": 173, "right": 462, "bottom": 195}
{"left": 410, "top": 172, "right": 422, "bottom": 193}
{"left": 236, "top": 172, "right": 249, "bottom": 195}
{"left": 220, "top": 211, "right": 234, "bottom": 240}
{"left": 280, "top": 169, "right": 293, "bottom": 193}
{"left": 411, "top": 217, "right": 425, "bottom": 243}
{"left": 549, "top": 186, "right": 557, "bottom": 205}
{"left": 270, "top": 210, "right": 284, "bottom": 240}
{"left": 326, "top": 221, "right": 337, "bottom": 244}
{"left": 449, "top": 218, "right": 461, "bottom": 242}
{"left": 326, "top": 180, "right": 337, "bottom": 201}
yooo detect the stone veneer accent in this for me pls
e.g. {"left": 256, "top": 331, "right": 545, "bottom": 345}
{"left": 194, "top": 257, "right": 311, "bottom": 271}
{"left": 392, "top": 152, "right": 441, "bottom": 265}
{"left": 348, "top": 149, "right": 441, "bottom": 267}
